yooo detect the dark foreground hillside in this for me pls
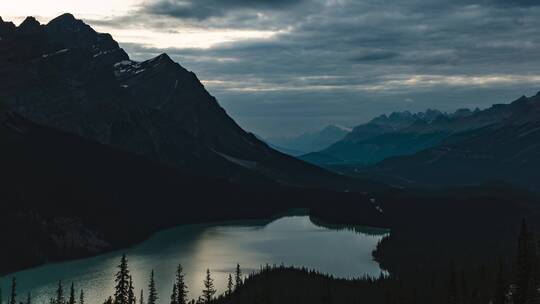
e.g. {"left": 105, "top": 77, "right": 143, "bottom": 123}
{"left": 0, "top": 112, "right": 384, "bottom": 274}
{"left": 214, "top": 266, "right": 393, "bottom": 304}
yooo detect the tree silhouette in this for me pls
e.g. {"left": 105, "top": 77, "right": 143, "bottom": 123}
{"left": 114, "top": 255, "right": 131, "bottom": 304}
{"left": 128, "top": 276, "right": 136, "bottom": 304}
{"left": 227, "top": 274, "right": 233, "bottom": 295}
{"left": 79, "top": 290, "right": 84, "bottom": 304}
{"left": 69, "top": 283, "right": 76, "bottom": 304}
{"left": 235, "top": 264, "right": 242, "bottom": 288}
{"left": 25, "top": 292, "right": 31, "bottom": 304}
{"left": 9, "top": 277, "right": 16, "bottom": 304}
{"left": 175, "top": 265, "right": 188, "bottom": 304}
{"left": 170, "top": 283, "right": 178, "bottom": 304}
{"left": 55, "top": 281, "right": 65, "bottom": 304}
{"left": 202, "top": 269, "right": 216, "bottom": 303}
{"left": 139, "top": 290, "right": 144, "bottom": 304}
{"left": 147, "top": 270, "right": 158, "bottom": 304}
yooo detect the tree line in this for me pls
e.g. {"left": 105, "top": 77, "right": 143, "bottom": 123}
{"left": 2, "top": 255, "right": 245, "bottom": 304}
{"left": 442, "top": 219, "right": 539, "bottom": 304}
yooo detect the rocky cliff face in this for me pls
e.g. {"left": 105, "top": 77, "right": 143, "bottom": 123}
{"left": 0, "top": 14, "right": 360, "bottom": 190}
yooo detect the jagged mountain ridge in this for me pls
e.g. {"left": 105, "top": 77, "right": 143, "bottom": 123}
{"left": 355, "top": 92, "right": 540, "bottom": 190}
{"left": 300, "top": 108, "right": 466, "bottom": 166}
{"left": 0, "top": 14, "right": 363, "bottom": 190}
{"left": 301, "top": 96, "right": 536, "bottom": 167}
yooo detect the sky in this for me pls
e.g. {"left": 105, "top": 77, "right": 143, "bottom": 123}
{"left": 2, "top": 0, "right": 540, "bottom": 137}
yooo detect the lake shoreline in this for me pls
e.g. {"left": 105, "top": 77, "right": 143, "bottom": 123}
{"left": 3, "top": 201, "right": 387, "bottom": 276}
{"left": 5, "top": 215, "right": 388, "bottom": 304}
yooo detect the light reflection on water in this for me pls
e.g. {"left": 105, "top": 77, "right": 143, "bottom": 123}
{"left": 3, "top": 216, "right": 388, "bottom": 304}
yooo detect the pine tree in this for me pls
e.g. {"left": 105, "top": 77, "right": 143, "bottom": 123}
{"left": 9, "top": 277, "right": 16, "bottom": 304}
{"left": 201, "top": 269, "right": 216, "bottom": 304}
{"left": 79, "top": 290, "right": 84, "bottom": 304}
{"left": 104, "top": 297, "right": 113, "bottom": 304}
{"left": 147, "top": 271, "right": 158, "bottom": 304}
{"left": 226, "top": 274, "right": 233, "bottom": 295}
{"left": 115, "top": 255, "right": 131, "bottom": 304}
{"left": 139, "top": 290, "right": 144, "bottom": 304}
{"left": 69, "top": 283, "right": 76, "bottom": 304}
{"left": 170, "top": 284, "right": 178, "bottom": 304}
{"left": 25, "top": 292, "right": 31, "bottom": 304}
{"left": 175, "top": 265, "right": 188, "bottom": 304}
{"left": 128, "top": 276, "right": 136, "bottom": 304}
{"left": 235, "top": 264, "right": 242, "bottom": 288}
{"left": 55, "top": 281, "right": 65, "bottom": 304}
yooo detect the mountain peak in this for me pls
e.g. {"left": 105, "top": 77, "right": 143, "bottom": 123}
{"left": 157, "top": 53, "right": 173, "bottom": 63}
{"left": 46, "top": 13, "right": 92, "bottom": 33}
{"left": 54, "top": 13, "right": 76, "bottom": 21}
{"left": 18, "top": 16, "right": 41, "bottom": 33}
{"left": 0, "top": 17, "right": 16, "bottom": 35}
{"left": 42, "top": 13, "right": 128, "bottom": 63}
{"left": 47, "top": 13, "right": 86, "bottom": 30}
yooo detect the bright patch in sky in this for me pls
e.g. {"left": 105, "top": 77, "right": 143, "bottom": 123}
{"left": 0, "top": 0, "right": 140, "bottom": 21}
{"left": 0, "top": 0, "right": 278, "bottom": 49}
{"left": 97, "top": 27, "right": 280, "bottom": 49}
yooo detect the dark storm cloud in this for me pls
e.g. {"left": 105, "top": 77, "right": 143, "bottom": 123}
{"left": 95, "top": 0, "right": 540, "bottom": 136}
{"left": 143, "top": 0, "right": 305, "bottom": 20}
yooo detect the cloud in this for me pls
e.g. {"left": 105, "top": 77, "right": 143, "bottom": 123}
{"left": 81, "top": 0, "right": 540, "bottom": 137}
{"left": 142, "top": 0, "right": 305, "bottom": 20}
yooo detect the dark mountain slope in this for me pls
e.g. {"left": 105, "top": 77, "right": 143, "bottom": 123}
{"left": 0, "top": 14, "right": 363, "bottom": 190}
{"left": 0, "top": 112, "right": 384, "bottom": 274}
{"left": 302, "top": 131, "right": 450, "bottom": 166}
{"left": 359, "top": 119, "right": 540, "bottom": 190}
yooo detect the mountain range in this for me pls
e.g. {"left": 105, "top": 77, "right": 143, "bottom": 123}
{"left": 0, "top": 14, "right": 367, "bottom": 191}
{"left": 357, "top": 92, "right": 540, "bottom": 190}
{"left": 301, "top": 92, "right": 540, "bottom": 190}
{"left": 300, "top": 104, "right": 506, "bottom": 166}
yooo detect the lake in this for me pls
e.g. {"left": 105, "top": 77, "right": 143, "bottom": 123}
{"left": 3, "top": 215, "right": 388, "bottom": 303}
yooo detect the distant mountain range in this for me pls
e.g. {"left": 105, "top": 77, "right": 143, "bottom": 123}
{"left": 266, "top": 125, "right": 351, "bottom": 156}
{"left": 300, "top": 106, "right": 492, "bottom": 166}
{"left": 0, "top": 14, "right": 369, "bottom": 191}
{"left": 358, "top": 92, "right": 540, "bottom": 190}
{"left": 301, "top": 92, "right": 540, "bottom": 190}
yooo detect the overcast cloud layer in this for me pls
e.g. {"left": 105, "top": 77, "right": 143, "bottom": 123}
{"left": 7, "top": 0, "right": 540, "bottom": 137}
